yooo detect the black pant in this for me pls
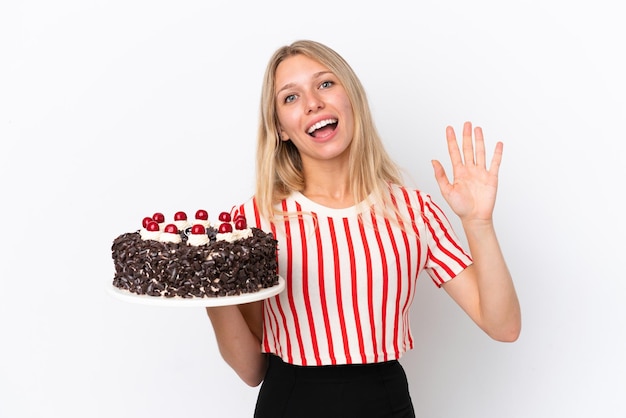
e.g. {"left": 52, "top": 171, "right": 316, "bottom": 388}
{"left": 254, "top": 355, "right": 416, "bottom": 418}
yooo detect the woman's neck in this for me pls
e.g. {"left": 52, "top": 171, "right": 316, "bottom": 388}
{"left": 301, "top": 187, "right": 354, "bottom": 209}
{"left": 301, "top": 164, "right": 354, "bottom": 209}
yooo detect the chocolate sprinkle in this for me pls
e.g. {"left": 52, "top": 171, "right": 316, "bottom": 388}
{"left": 111, "top": 228, "right": 279, "bottom": 298}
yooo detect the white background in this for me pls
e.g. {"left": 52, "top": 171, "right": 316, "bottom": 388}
{"left": 2, "top": 1, "right": 625, "bottom": 417}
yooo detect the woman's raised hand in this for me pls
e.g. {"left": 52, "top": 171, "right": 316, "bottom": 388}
{"left": 431, "top": 121, "right": 503, "bottom": 223}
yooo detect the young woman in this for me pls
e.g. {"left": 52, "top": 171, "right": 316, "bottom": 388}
{"left": 206, "top": 40, "right": 521, "bottom": 418}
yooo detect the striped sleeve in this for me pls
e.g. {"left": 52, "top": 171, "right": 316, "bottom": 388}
{"left": 415, "top": 191, "right": 473, "bottom": 287}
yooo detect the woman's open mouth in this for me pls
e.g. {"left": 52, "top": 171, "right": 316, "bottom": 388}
{"left": 307, "top": 118, "right": 338, "bottom": 138}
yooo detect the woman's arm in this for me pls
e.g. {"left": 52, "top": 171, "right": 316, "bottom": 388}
{"left": 432, "top": 122, "right": 521, "bottom": 342}
{"left": 441, "top": 223, "right": 521, "bottom": 342}
{"left": 205, "top": 300, "right": 268, "bottom": 386}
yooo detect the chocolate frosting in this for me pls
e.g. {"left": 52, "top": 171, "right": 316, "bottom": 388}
{"left": 111, "top": 228, "right": 278, "bottom": 298}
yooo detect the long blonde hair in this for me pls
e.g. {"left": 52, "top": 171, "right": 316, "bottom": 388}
{"left": 255, "top": 40, "right": 404, "bottom": 221}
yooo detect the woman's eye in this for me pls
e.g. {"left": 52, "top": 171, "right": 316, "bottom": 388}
{"left": 320, "top": 81, "right": 333, "bottom": 89}
{"left": 284, "top": 94, "right": 296, "bottom": 103}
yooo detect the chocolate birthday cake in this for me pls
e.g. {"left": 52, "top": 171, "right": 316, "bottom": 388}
{"left": 111, "top": 209, "right": 279, "bottom": 298}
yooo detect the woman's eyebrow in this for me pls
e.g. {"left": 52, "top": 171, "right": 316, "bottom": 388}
{"left": 276, "top": 71, "right": 333, "bottom": 95}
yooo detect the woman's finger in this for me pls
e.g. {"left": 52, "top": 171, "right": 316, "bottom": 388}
{"left": 446, "top": 125, "right": 462, "bottom": 170}
{"left": 474, "top": 126, "right": 486, "bottom": 169}
{"left": 462, "top": 121, "right": 475, "bottom": 166}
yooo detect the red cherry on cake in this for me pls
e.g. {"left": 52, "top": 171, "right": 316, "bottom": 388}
{"left": 164, "top": 224, "right": 178, "bottom": 234}
{"left": 142, "top": 216, "right": 153, "bottom": 229}
{"left": 218, "top": 211, "right": 231, "bottom": 222}
{"left": 152, "top": 212, "right": 165, "bottom": 223}
{"left": 146, "top": 221, "right": 160, "bottom": 232}
{"left": 195, "top": 209, "right": 209, "bottom": 220}
{"left": 234, "top": 217, "right": 247, "bottom": 230}
{"left": 191, "top": 224, "right": 206, "bottom": 235}
{"left": 174, "top": 211, "right": 187, "bottom": 221}
{"left": 218, "top": 222, "right": 233, "bottom": 233}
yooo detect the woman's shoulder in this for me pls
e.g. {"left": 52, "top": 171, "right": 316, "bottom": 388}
{"left": 386, "top": 182, "right": 432, "bottom": 202}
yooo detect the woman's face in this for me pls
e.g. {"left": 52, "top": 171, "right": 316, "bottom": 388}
{"left": 274, "top": 54, "right": 354, "bottom": 167}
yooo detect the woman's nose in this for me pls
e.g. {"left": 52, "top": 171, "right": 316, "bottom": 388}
{"left": 305, "top": 93, "right": 324, "bottom": 114}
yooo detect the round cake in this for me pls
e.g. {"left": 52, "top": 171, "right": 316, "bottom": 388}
{"left": 111, "top": 209, "right": 279, "bottom": 298}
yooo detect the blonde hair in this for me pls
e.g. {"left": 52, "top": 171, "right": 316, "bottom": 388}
{"left": 255, "top": 40, "right": 404, "bottom": 222}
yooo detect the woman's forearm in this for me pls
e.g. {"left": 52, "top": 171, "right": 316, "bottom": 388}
{"left": 463, "top": 219, "right": 521, "bottom": 341}
{"left": 206, "top": 302, "right": 268, "bottom": 386}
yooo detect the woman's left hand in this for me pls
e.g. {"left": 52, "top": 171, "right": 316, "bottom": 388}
{"left": 432, "top": 121, "right": 502, "bottom": 223}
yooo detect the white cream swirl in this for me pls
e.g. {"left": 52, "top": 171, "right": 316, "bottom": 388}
{"left": 140, "top": 228, "right": 161, "bottom": 241}
{"left": 187, "top": 233, "right": 210, "bottom": 246}
{"left": 173, "top": 220, "right": 190, "bottom": 231}
{"left": 216, "top": 228, "right": 253, "bottom": 243}
{"left": 159, "top": 232, "right": 182, "bottom": 244}
{"left": 193, "top": 218, "right": 211, "bottom": 228}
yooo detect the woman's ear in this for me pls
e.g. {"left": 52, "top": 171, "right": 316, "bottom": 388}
{"left": 279, "top": 130, "right": 290, "bottom": 141}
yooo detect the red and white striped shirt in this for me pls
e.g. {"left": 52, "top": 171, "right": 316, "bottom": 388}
{"left": 237, "top": 184, "right": 472, "bottom": 367}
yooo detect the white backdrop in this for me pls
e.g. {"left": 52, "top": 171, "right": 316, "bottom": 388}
{"left": 2, "top": 1, "right": 625, "bottom": 417}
